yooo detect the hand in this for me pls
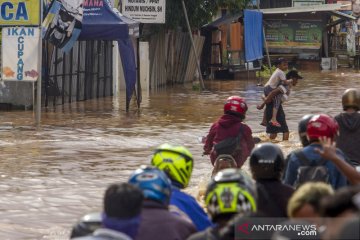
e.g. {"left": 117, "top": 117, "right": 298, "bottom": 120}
{"left": 314, "top": 137, "right": 338, "bottom": 161}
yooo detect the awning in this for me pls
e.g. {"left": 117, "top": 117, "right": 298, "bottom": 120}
{"left": 202, "top": 14, "right": 242, "bottom": 30}
{"left": 261, "top": 3, "right": 356, "bottom": 20}
{"left": 79, "top": 1, "right": 138, "bottom": 110}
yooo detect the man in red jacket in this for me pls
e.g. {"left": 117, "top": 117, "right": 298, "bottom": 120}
{"left": 203, "top": 96, "right": 255, "bottom": 168}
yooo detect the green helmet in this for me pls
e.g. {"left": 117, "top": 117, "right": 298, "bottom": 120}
{"left": 151, "top": 143, "right": 194, "bottom": 188}
{"left": 205, "top": 169, "right": 257, "bottom": 218}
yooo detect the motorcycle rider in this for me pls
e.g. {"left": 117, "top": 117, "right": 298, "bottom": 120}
{"left": 187, "top": 169, "right": 257, "bottom": 240}
{"left": 335, "top": 88, "right": 360, "bottom": 166}
{"left": 203, "top": 96, "right": 254, "bottom": 168}
{"left": 128, "top": 166, "right": 196, "bottom": 240}
{"left": 151, "top": 144, "right": 212, "bottom": 231}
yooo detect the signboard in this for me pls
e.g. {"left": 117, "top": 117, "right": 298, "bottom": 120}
{"left": 293, "top": 0, "right": 324, "bottom": 7}
{"left": 122, "top": 0, "right": 165, "bottom": 23}
{"left": 0, "top": 0, "right": 40, "bottom": 26}
{"left": 2, "top": 27, "right": 40, "bottom": 81}
{"left": 265, "top": 20, "right": 323, "bottom": 49}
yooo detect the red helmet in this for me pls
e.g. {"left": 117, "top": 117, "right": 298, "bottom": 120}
{"left": 224, "top": 96, "right": 248, "bottom": 115}
{"left": 306, "top": 114, "right": 339, "bottom": 140}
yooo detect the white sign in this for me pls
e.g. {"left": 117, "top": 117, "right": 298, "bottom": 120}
{"left": 2, "top": 27, "right": 40, "bottom": 81}
{"left": 293, "top": 0, "right": 324, "bottom": 7}
{"left": 122, "top": 0, "right": 165, "bottom": 24}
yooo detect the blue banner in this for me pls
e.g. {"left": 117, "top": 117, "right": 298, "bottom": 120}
{"left": 244, "top": 10, "right": 263, "bottom": 62}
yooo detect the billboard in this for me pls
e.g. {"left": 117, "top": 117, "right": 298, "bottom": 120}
{"left": 265, "top": 20, "right": 323, "bottom": 49}
{"left": 122, "top": 0, "right": 166, "bottom": 23}
{"left": 2, "top": 27, "right": 40, "bottom": 81}
{"left": 0, "top": 0, "right": 40, "bottom": 26}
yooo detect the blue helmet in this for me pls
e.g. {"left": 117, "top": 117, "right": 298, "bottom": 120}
{"left": 128, "top": 166, "right": 172, "bottom": 205}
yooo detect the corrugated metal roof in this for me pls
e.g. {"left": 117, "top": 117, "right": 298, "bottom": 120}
{"left": 260, "top": 3, "right": 343, "bottom": 14}
{"left": 260, "top": 3, "right": 356, "bottom": 20}
{"left": 202, "top": 13, "right": 243, "bottom": 29}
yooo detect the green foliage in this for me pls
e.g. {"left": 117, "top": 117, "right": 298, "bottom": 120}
{"left": 256, "top": 65, "right": 277, "bottom": 78}
{"left": 165, "top": 0, "right": 254, "bottom": 30}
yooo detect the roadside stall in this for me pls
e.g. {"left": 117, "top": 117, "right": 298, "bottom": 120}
{"left": 261, "top": 3, "right": 356, "bottom": 70}
{"left": 201, "top": 10, "right": 263, "bottom": 80}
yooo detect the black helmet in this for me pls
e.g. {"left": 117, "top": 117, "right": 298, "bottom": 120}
{"left": 249, "top": 143, "right": 285, "bottom": 180}
{"left": 298, "top": 114, "right": 314, "bottom": 147}
{"left": 70, "top": 212, "right": 102, "bottom": 238}
{"left": 342, "top": 88, "right": 360, "bottom": 111}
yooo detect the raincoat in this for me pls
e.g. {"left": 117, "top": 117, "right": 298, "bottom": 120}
{"left": 204, "top": 114, "right": 254, "bottom": 168}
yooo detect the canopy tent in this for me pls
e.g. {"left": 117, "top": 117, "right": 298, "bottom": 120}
{"left": 79, "top": 1, "right": 139, "bottom": 110}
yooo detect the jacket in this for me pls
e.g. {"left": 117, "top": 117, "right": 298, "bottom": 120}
{"left": 72, "top": 228, "right": 132, "bottom": 240}
{"left": 170, "top": 187, "right": 212, "bottom": 231}
{"left": 204, "top": 114, "right": 254, "bottom": 168}
{"left": 187, "top": 227, "right": 220, "bottom": 240}
{"left": 256, "top": 180, "right": 294, "bottom": 217}
{"left": 283, "top": 144, "right": 348, "bottom": 189}
{"left": 135, "top": 200, "right": 196, "bottom": 240}
{"left": 335, "top": 112, "right": 360, "bottom": 165}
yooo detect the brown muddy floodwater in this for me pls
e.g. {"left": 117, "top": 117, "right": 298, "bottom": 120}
{"left": 0, "top": 70, "right": 359, "bottom": 239}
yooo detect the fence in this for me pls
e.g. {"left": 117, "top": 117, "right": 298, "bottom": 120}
{"left": 43, "top": 40, "right": 113, "bottom": 107}
{"left": 149, "top": 30, "right": 205, "bottom": 89}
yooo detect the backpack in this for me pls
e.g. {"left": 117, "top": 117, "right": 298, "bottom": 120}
{"left": 213, "top": 125, "right": 243, "bottom": 155}
{"left": 293, "top": 150, "right": 330, "bottom": 188}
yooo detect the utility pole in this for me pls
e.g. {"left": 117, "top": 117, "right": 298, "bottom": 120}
{"left": 181, "top": 0, "right": 206, "bottom": 91}
{"left": 36, "top": 1, "right": 43, "bottom": 127}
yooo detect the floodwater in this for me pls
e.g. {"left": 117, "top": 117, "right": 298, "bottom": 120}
{"left": 0, "top": 70, "right": 359, "bottom": 239}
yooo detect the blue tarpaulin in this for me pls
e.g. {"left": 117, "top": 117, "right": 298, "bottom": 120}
{"left": 244, "top": 10, "right": 263, "bottom": 62}
{"left": 79, "top": 0, "right": 137, "bottom": 110}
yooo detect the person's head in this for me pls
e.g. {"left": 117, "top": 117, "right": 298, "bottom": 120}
{"left": 276, "top": 58, "right": 288, "bottom": 71}
{"left": 320, "top": 186, "right": 360, "bottom": 218}
{"left": 151, "top": 143, "right": 193, "bottom": 189}
{"left": 205, "top": 169, "right": 257, "bottom": 225}
{"left": 249, "top": 143, "right": 285, "bottom": 180}
{"left": 70, "top": 183, "right": 144, "bottom": 238}
{"left": 306, "top": 114, "right": 339, "bottom": 143}
{"left": 224, "top": 96, "right": 248, "bottom": 120}
{"left": 298, "top": 114, "right": 315, "bottom": 147}
{"left": 286, "top": 70, "right": 303, "bottom": 86}
{"left": 103, "top": 183, "right": 143, "bottom": 219}
{"left": 128, "top": 166, "right": 172, "bottom": 206}
{"left": 212, "top": 154, "right": 237, "bottom": 177}
{"left": 101, "top": 183, "right": 144, "bottom": 238}
{"left": 287, "top": 182, "right": 334, "bottom": 219}
{"left": 342, "top": 88, "right": 360, "bottom": 112}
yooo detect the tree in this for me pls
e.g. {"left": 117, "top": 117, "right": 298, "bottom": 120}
{"left": 165, "top": 0, "right": 254, "bottom": 30}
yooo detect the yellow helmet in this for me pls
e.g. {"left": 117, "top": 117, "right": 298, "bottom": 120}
{"left": 151, "top": 144, "right": 194, "bottom": 188}
{"left": 205, "top": 169, "right": 257, "bottom": 218}
{"left": 342, "top": 88, "right": 360, "bottom": 111}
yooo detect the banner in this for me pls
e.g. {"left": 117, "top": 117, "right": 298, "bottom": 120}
{"left": 265, "top": 20, "right": 323, "bottom": 49}
{"left": 2, "top": 27, "right": 40, "bottom": 81}
{"left": 122, "top": 0, "right": 166, "bottom": 23}
{"left": 42, "top": 0, "right": 83, "bottom": 52}
{"left": 0, "top": 0, "right": 40, "bottom": 26}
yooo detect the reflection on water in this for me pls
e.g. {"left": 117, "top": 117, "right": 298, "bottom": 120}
{"left": 0, "top": 70, "right": 359, "bottom": 239}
